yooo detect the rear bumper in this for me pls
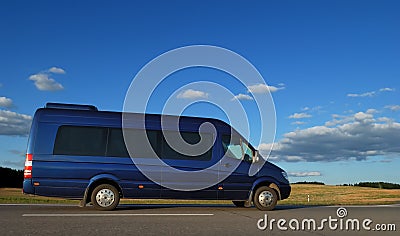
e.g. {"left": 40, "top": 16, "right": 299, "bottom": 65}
{"left": 279, "top": 184, "right": 291, "bottom": 200}
{"left": 23, "top": 179, "right": 35, "bottom": 194}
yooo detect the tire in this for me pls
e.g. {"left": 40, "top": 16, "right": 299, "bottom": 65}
{"left": 253, "top": 186, "right": 278, "bottom": 211}
{"left": 91, "top": 184, "right": 120, "bottom": 211}
{"left": 232, "top": 201, "right": 246, "bottom": 207}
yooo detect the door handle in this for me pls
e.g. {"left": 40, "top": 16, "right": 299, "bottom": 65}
{"left": 223, "top": 163, "right": 231, "bottom": 168}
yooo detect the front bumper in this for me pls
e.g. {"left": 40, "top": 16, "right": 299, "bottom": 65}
{"left": 279, "top": 184, "right": 291, "bottom": 200}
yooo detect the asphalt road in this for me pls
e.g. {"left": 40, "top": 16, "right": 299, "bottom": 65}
{"left": 0, "top": 204, "right": 398, "bottom": 236}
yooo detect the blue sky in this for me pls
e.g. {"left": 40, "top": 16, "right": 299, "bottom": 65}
{"left": 1, "top": 0, "right": 399, "bottom": 184}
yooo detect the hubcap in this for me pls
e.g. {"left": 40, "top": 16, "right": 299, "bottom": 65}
{"left": 258, "top": 190, "right": 274, "bottom": 207}
{"left": 96, "top": 188, "right": 115, "bottom": 207}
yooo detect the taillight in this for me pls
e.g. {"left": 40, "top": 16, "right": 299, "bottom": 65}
{"left": 24, "top": 154, "right": 33, "bottom": 179}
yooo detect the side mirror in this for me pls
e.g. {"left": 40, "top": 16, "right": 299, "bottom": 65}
{"left": 253, "top": 150, "right": 259, "bottom": 163}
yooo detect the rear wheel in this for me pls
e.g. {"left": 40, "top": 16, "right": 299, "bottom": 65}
{"left": 253, "top": 186, "right": 278, "bottom": 211}
{"left": 91, "top": 184, "right": 120, "bottom": 211}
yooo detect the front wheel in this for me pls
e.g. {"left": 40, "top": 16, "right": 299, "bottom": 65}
{"left": 91, "top": 184, "right": 120, "bottom": 211}
{"left": 253, "top": 186, "right": 278, "bottom": 211}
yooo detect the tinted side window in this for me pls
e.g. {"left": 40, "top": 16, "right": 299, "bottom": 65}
{"left": 120, "top": 129, "right": 160, "bottom": 158}
{"left": 162, "top": 131, "right": 213, "bottom": 161}
{"left": 54, "top": 126, "right": 107, "bottom": 156}
{"left": 146, "top": 130, "right": 160, "bottom": 157}
{"left": 107, "top": 128, "right": 130, "bottom": 157}
{"left": 54, "top": 126, "right": 213, "bottom": 161}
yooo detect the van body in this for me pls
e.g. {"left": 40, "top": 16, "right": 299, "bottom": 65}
{"left": 23, "top": 103, "right": 290, "bottom": 210}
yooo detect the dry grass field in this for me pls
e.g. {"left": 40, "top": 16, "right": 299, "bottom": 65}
{"left": 280, "top": 184, "right": 400, "bottom": 205}
{"left": 1, "top": 184, "right": 399, "bottom": 206}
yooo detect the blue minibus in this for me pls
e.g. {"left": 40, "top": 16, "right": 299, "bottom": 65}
{"left": 23, "top": 103, "right": 290, "bottom": 210}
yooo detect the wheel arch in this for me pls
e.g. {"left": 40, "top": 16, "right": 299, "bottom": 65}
{"left": 248, "top": 177, "right": 282, "bottom": 202}
{"left": 80, "top": 174, "right": 123, "bottom": 206}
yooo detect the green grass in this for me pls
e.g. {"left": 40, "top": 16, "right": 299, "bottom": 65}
{"left": 1, "top": 184, "right": 399, "bottom": 206}
{"left": 0, "top": 188, "right": 78, "bottom": 204}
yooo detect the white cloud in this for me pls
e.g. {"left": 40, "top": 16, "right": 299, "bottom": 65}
{"left": 366, "top": 109, "right": 378, "bottom": 114}
{"left": 29, "top": 67, "right": 65, "bottom": 91}
{"left": 258, "top": 143, "right": 274, "bottom": 153}
{"left": 377, "top": 117, "right": 393, "bottom": 123}
{"left": 0, "top": 110, "right": 32, "bottom": 136}
{"left": 385, "top": 105, "right": 400, "bottom": 112}
{"left": 177, "top": 89, "right": 208, "bottom": 99}
{"left": 29, "top": 73, "right": 64, "bottom": 91}
{"left": 289, "top": 171, "right": 322, "bottom": 177}
{"left": 0, "top": 97, "right": 13, "bottom": 108}
{"left": 48, "top": 67, "right": 66, "bottom": 74}
{"left": 347, "top": 87, "right": 395, "bottom": 98}
{"left": 260, "top": 110, "right": 400, "bottom": 162}
{"left": 347, "top": 91, "right": 376, "bottom": 97}
{"left": 289, "top": 112, "right": 312, "bottom": 119}
{"left": 325, "top": 115, "right": 353, "bottom": 126}
{"left": 247, "top": 83, "right": 285, "bottom": 94}
{"left": 301, "top": 106, "right": 323, "bottom": 112}
{"left": 231, "top": 93, "right": 254, "bottom": 101}
{"left": 379, "top": 87, "right": 395, "bottom": 92}
{"left": 291, "top": 121, "right": 306, "bottom": 125}
{"left": 354, "top": 111, "right": 374, "bottom": 122}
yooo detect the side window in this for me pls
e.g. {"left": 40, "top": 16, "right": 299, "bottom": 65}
{"left": 108, "top": 129, "right": 160, "bottom": 158}
{"left": 222, "top": 135, "right": 242, "bottom": 160}
{"left": 54, "top": 126, "right": 213, "bottom": 161}
{"left": 162, "top": 131, "right": 213, "bottom": 161}
{"left": 54, "top": 126, "right": 107, "bottom": 156}
{"left": 146, "top": 130, "right": 160, "bottom": 157}
{"left": 222, "top": 135, "right": 254, "bottom": 162}
{"left": 124, "top": 129, "right": 160, "bottom": 158}
{"left": 107, "top": 128, "right": 130, "bottom": 157}
{"left": 241, "top": 141, "right": 254, "bottom": 163}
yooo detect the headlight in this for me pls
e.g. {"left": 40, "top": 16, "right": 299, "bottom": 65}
{"left": 282, "top": 171, "right": 289, "bottom": 181}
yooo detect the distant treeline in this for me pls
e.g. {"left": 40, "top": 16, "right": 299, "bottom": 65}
{"left": 0, "top": 167, "right": 23, "bottom": 188}
{"left": 292, "top": 181, "right": 325, "bottom": 185}
{"left": 341, "top": 182, "right": 400, "bottom": 189}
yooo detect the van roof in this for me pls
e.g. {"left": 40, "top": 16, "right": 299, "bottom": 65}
{"left": 45, "top": 102, "right": 98, "bottom": 111}
{"left": 37, "top": 103, "right": 233, "bottom": 133}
